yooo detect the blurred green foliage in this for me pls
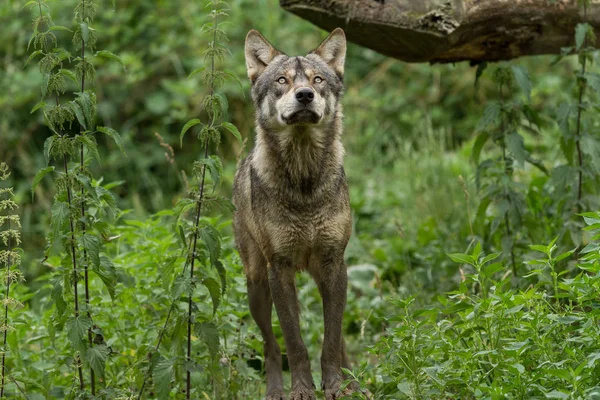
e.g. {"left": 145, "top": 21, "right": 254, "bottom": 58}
{"left": 2, "top": 0, "right": 582, "bottom": 280}
{"left": 2, "top": 0, "right": 600, "bottom": 398}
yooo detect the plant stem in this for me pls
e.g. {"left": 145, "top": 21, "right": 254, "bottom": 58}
{"left": 136, "top": 239, "right": 194, "bottom": 400}
{"left": 78, "top": 0, "right": 95, "bottom": 393}
{"left": 186, "top": 139, "right": 210, "bottom": 399}
{"left": 0, "top": 219, "right": 11, "bottom": 398}
{"left": 575, "top": 8, "right": 588, "bottom": 211}
{"left": 36, "top": 0, "right": 85, "bottom": 390}
{"left": 186, "top": 11, "right": 218, "bottom": 398}
{"left": 63, "top": 154, "right": 85, "bottom": 390}
{"left": 499, "top": 84, "right": 517, "bottom": 277}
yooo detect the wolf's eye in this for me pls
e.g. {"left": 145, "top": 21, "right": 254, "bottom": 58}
{"left": 314, "top": 76, "right": 323, "bottom": 84}
{"left": 277, "top": 77, "right": 287, "bottom": 84}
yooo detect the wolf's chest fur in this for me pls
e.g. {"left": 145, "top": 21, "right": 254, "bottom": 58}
{"left": 237, "top": 124, "right": 350, "bottom": 262}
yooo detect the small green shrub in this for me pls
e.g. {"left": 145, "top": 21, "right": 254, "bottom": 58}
{"left": 370, "top": 214, "right": 600, "bottom": 399}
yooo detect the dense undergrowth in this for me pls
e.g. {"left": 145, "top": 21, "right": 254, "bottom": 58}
{"left": 1, "top": 0, "right": 600, "bottom": 398}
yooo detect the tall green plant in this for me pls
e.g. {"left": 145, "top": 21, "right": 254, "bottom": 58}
{"left": 26, "top": 0, "right": 124, "bottom": 395}
{"left": 0, "top": 163, "right": 25, "bottom": 398}
{"left": 137, "top": 0, "right": 241, "bottom": 398}
{"left": 554, "top": 0, "right": 600, "bottom": 215}
{"left": 472, "top": 64, "right": 544, "bottom": 278}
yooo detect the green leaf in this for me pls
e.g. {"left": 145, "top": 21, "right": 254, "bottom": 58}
{"left": 506, "top": 131, "right": 527, "bottom": 167}
{"left": 581, "top": 135, "right": 600, "bottom": 173}
{"left": 81, "top": 23, "right": 89, "bottom": 43}
{"left": 481, "top": 252, "right": 501, "bottom": 265}
{"left": 214, "top": 260, "right": 227, "bottom": 295}
{"left": 97, "top": 126, "right": 126, "bottom": 154}
{"left": 173, "top": 198, "right": 197, "bottom": 224}
{"left": 204, "top": 195, "right": 236, "bottom": 212}
{"left": 477, "top": 102, "right": 500, "bottom": 131}
{"left": 529, "top": 244, "right": 549, "bottom": 255}
{"left": 69, "top": 100, "right": 87, "bottom": 130}
{"left": 70, "top": 92, "right": 97, "bottom": 131}
{"left": 172, "top": 274, "right": 193, "bottom": 300}
{"left": 471, "top": 132, "right": 489, "bottom": 165}
{"left": 188, "top": 67, "right": 205, "bottom": 79}
{"left": 575, "top": 23, "right": 589, "bottom": 50}
{"left": 180, "top": 118, "right": 202, "bottom": 147}
{"left": 525, "top": 155, "right": 549, "bottom": 175}
{"left": 86, "top": 344, "right": 110, "bottom": 379}
{"left": 31, "top": 100, "right": 46, "bottom": 114}
{"left": 59, "top": 68, "right": 78, "bottom": 85}
{"left": 41, "top": 73, "right": 50, "bottom": 98}
{"left": 220, "top": 121, "right": 242, "bottom": 144}
{"left": 203, "top": 277, "right": 221, "bottom": 315}
{"left": 94, "top": 256, "right": 117, "bottom": 300}
{"left": 555, "top": 248, "right": 575, "bottom": 263}
{"left": 51, "top": 201, "right": 69, "bottom": 233}
{"left": 95, "top": 50, "right": 125, "bottom": 70}
{"left": 22, "top": 1, "right": 40, "bottom": 10}
{"left": 545, "top": 390, "right": 569, "bottom": 399}
{"left": 199, "top": 225, "right": 221, "bottom": 266}
{"left": 153, "top": 358, "right": 174, "bottom": 400}
{"left": 66, "top": 316, "right": 92, "bottom": 353}
{"left": 51, "top": 281, "right": 67, "bottom": 317}
{"left": 447, "top": 253, "right": 475, "bottom": 266}
{"left": 195, "top": 156, "right": 223, "bottom": 192}
{"left": 78, "top": 234, "right": 100, "bottom": 268}
{"left": 24, "top": 50, "right": 43, "bottom": 67}
{"left": 585, "top": 72, "right": 600, "bottom": 95}
{"left": 511, "top": 65, "right": 532, "bottom": 101}
{"left": 195, "top": 321, "right": 219, "bottom": 358}
{"left": 31, "top": 166, "right": 55, "bottom": 199}
{"left": 75, "top": 134, "right": 101, "bottom": 164}
{"left": 178, "top": 225, "right": 187, "bottom": 247}
{"left": 49, "top": 25, "right": 72, "bottom": 33}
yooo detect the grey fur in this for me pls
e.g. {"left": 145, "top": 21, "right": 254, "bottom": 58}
{"left": 233, "top": 29, "right": 361, "bottom": 400}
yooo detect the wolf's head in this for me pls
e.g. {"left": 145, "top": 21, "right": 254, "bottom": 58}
{"left": 245, "top": 29, "right": 346, "bottom": 130}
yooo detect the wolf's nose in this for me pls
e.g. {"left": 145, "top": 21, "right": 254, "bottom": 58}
{"left": 295, "top": 88, "right": 314, "bottom": 105}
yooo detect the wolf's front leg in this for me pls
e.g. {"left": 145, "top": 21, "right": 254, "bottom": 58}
{"left": 268, "top": 255, "right": 316, "bottom": 400}
{"left": 317, "top": 253, "right": 348, "bottom": 400}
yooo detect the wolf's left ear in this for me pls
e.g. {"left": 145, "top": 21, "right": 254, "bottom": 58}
{"left": 312, "top": 28, "right": 346, "bottom": 77}
{"left": 245, "top": 30, "right": 281, "bottom": 83}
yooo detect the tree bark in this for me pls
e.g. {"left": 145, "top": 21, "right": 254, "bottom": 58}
{"left": 280, "top": 0, "right": 600, "bottom": 63}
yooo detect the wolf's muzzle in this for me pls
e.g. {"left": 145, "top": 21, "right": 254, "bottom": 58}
{"left": 295, "top": 88, "right": 314, "bottom": 105}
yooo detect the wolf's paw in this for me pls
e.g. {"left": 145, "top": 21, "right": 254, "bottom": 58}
{"left": 334, "top": 386, "right": 373, "bottom": 400}
{"left": 288, "top": 387, "right": 316, "bottom": 400}
{"left": 324, "top": 381, "right": 373, "bottom": 399}
{"left": 266, "top": 389, "right": 287, "bottom": 400}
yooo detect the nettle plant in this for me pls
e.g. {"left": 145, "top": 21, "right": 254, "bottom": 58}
{"left": 26, "top": 0, "right": 124, "bottom": 395}
{"left": 373, "top": 218, "right": 600, "bottom": 399}
{"left": 472, "top": 64, "right": 545, "bottom": 278}
{"left": 137, "top": 1, "right": 241, "bottom": 399}
{"left": 0, "top": 163, "right": 25, "bottom": 398}
{"left": 552, "top": 0, "right": 600, "bottom": 227}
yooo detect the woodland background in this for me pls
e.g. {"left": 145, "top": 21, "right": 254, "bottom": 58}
{"left": 1, "top": 0, "right": 600, "bottom": 398}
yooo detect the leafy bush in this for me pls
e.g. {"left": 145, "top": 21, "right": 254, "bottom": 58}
{"left": 371, "top": 214, "right": 600, "bottom": 399}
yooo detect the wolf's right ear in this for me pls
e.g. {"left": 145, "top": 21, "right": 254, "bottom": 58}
{"left": 245, "top": 30, "right": 281, "bottom": 83}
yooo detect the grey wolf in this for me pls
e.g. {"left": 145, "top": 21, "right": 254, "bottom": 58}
{"left": 232, "top": 28, "right": 357, "bottom": 400}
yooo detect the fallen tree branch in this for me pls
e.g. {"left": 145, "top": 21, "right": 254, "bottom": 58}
{"left": 280, "top": 0, "right": 600, "bottom": 63}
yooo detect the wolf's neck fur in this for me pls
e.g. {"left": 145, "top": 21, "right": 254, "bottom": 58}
{"left": 252, "top": 114, "right": 344, "bottom": 196}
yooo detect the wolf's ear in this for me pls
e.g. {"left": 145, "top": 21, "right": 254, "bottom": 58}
{"left": 312, "top": 28, "right": 346, "bottom": 78}
{"left": 245, "top": 30, "right": 281, "bottom": 83}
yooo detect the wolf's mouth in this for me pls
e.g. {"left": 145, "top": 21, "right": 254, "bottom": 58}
{"left": 284, "top": 109, "right": 321, "bottom": 125}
